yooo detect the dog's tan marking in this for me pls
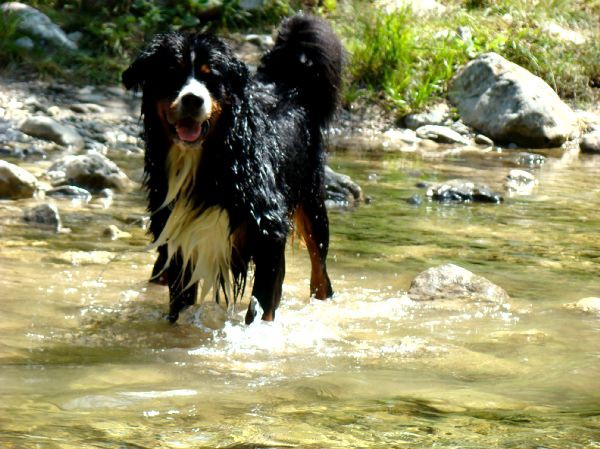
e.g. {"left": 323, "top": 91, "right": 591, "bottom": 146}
{"left": 294, "top": 205, "right": 330, "bottom": 300}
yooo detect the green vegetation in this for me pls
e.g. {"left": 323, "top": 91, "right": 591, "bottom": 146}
{"left": 1, "top": 0, "right": 598, "bottom": 114}
{"left": 340, "top": 0, "right": 600, "bottom": 116}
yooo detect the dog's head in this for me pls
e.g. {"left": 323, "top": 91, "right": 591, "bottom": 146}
{"left": 123, "top": 32, "right": 248, "bottom": 146}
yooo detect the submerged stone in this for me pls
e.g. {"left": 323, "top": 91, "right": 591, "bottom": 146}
{"left": 426, "top": 179, "right": 503, "bottom": 203}
{"left": 408, "top": 263, "right": 510, "bottom": 303}
{"left": 565, "top": 297, "right": 600, "bottom": 314}
{"left": 24, "top": 203, "right": 61, "bottom": 231}
{"left": 505, "top": 169, "right": 537, "bottom": 195}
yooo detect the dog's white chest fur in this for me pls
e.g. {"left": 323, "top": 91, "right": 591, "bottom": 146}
{"left": 153, "top": 143, "right": 232, "bottom": 299}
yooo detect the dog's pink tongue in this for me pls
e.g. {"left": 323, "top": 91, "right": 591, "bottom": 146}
{"left": 176, "top": 122, "right": 202, "bottom": 142}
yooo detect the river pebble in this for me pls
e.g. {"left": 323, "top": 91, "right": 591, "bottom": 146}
{"left": 19, "top": 116, "right": 84, "bottom": 150}
{"left": 0, "top": 160, "right": 38, "bottom": 199}
{"left": 426, "top": 179, "right": 503, "bottom": 203}
{"left": 408, "top": 263, "right": 510, "bottom": 303}
{"left": 47, "top": 153, "right": 132, "bottom": 192}
{"left": 579, "top": 130, "right": 600, "bottom": 154}
{"left": 45, "top": 185, "right": 92, "bottom": 203}
{"left": 416, "top": 125, "right": 470, "bottom": 145}
{"left": 23, "top": 203, "right": 62, "bottom": 231}
{"left": 565, "top": 297, "right": 600, "bottom": 314}
{"left": 505, "top": 169, "right": 537, "bottom": 195}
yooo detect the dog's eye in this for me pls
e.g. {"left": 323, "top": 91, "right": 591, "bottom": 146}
{"left": 198, "top": 64, "right": 211, "bottom": 75}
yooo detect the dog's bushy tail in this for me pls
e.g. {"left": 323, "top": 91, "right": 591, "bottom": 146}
{"left": 258, "top": 14, "right": 344, "bottom": 127}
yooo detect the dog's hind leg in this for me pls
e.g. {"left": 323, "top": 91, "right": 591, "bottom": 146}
{"left": 167, "top": 251, "right": 198, "bottom": 323}
{"left": 295, "top": 199, "right": 333, "bottom": 300}
{"left": 245, "top": 238, "right": 286, "bottom": 324}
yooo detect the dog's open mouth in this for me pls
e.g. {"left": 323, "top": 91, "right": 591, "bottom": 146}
{"left": 174, "top": 118, "right": 210, "bottom": 143}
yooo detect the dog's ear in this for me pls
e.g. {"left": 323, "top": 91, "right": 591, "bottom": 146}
{"left": 122, "top": 33, "right": 183, "bottom": 91}
{"left": 225, "top": 58, "right": 249, "bottom": 98}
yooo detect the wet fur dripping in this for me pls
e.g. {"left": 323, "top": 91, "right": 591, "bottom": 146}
{"left": 122, "top": 15, "right": 343, "bottom": 324}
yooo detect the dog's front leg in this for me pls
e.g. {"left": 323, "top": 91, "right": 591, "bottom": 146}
{"left": 167, "top": 251, "right": 198, "bottom": 323}
{"left": 245, "top": 238, "right": 286, "bottom": 324}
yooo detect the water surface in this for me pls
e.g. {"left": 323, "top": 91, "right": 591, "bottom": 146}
{"left": 1, "top": 147, "right": 599, "bottom": 448}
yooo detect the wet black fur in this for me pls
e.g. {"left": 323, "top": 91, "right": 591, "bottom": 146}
{"left": 123, "top": 15, "right": 343, "bottom": 323}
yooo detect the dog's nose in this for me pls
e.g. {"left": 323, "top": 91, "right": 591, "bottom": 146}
{"left": 181, "top": 93, "right": 204, "bottom": 111}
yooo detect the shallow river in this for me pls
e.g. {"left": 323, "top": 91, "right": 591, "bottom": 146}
{"left": 1, "top": 147, "right": 599, "bottom": 448}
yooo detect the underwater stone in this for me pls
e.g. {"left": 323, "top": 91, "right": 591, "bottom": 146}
{"left": 24, "top": 203, "right": 61, "bottom": 231}
{"left": 426, "top": 179, "right": 503, "bottom": 203}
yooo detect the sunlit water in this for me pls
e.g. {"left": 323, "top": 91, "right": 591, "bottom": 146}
{"left": 1, "top": 147, "right": 599, "bottom": 448}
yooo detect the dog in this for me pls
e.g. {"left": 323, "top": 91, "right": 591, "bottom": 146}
{"left": 122, "top": 14, "right": 343, "bottom": 324}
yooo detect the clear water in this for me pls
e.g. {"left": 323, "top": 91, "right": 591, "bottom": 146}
{"left": 1, "top": 147, "right": 599, "bottom": 448}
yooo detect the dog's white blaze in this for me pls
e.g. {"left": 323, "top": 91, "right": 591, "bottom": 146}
{"left": 152, "top": 143, "right": 232, "bottom": 301}
{"left": 174, "top": 77, "right": 212, "bottom": 119}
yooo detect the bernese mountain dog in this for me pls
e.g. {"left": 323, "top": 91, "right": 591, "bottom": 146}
{"left": 122, "top": 14, "right": 343, "bottom": 324}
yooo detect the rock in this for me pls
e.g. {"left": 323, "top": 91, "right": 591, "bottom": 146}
{"left": 102, "top": 224, "right": 131, "bottom": 240}
{"left": 47, "top": 153, "right": 132, "bottom": 192}
{"left": 565, "top": 297, "right": 600, "bottom": 314}
{"left": 91, "top": 188, "right": 114, "bottom": 208}
{"left": 416, "top": 125, "right": 469, "bottom": 145}
{"left": 0, "top": 160, "right": 38, "bottom": 199}
{"left": 449, "top": 120, "right": 472, "bottom": 136}
{"left": 403, "top": 103, "right": 450, "bottom": 129}
{"left": 382, "top": 128, "right": 419, "bottom": 145}
{"left": 45, "top": 185, "right": 92, "bottom": 202}
{"left": 541, "top": 21, "right": 586, "bottom": 45}
{"left": 66, "top": 31, "right": 83, "bottom": 44}
{"left": 579, "top": 130, "right": 600, "bottom": 154}
{"left": 19, "top": 116, "right": 84, "bottom": 150}
{"left": 1, "top": 2, "right": 78, "bottom": 51}
{"left": 505, "top": 169, "right": 536, "bottom": 195}
{"left": 15, "top": 36, "right": 34, "bottom": 50}
{"left": 448, "top": 52, "right": 576, "bottom": 148}
{"left": 244, "top": 34, "right": 274, "bottom": 49}
{"left": 407, "top": 194, "right": 422, "bottom": 205}
{"left": 375, "top": 0, "right": 446, "bottom": 16}
{"left": 24, "top": 203, "right": 61, "bottom": 231}
{"left": 408, "top": 263, "right": 510, "bottom": 303}
{"left": 324, "top": 166, "right": 363, "bottom": 208}
{"left": 69, "top": 103, "right": 105, "bottom": 114}
{"left": 475, "top": 134, "right": 494, "bottom": 146}
{"left": 514, "top": 152, "right": 546, "bottom": 167}
{"left": 426, "top": 179, "right": 503, "bottom": 203}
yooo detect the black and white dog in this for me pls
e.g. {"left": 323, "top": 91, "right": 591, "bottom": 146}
{"left": 122, "top": 15, "right": 343, "bottom": 324}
